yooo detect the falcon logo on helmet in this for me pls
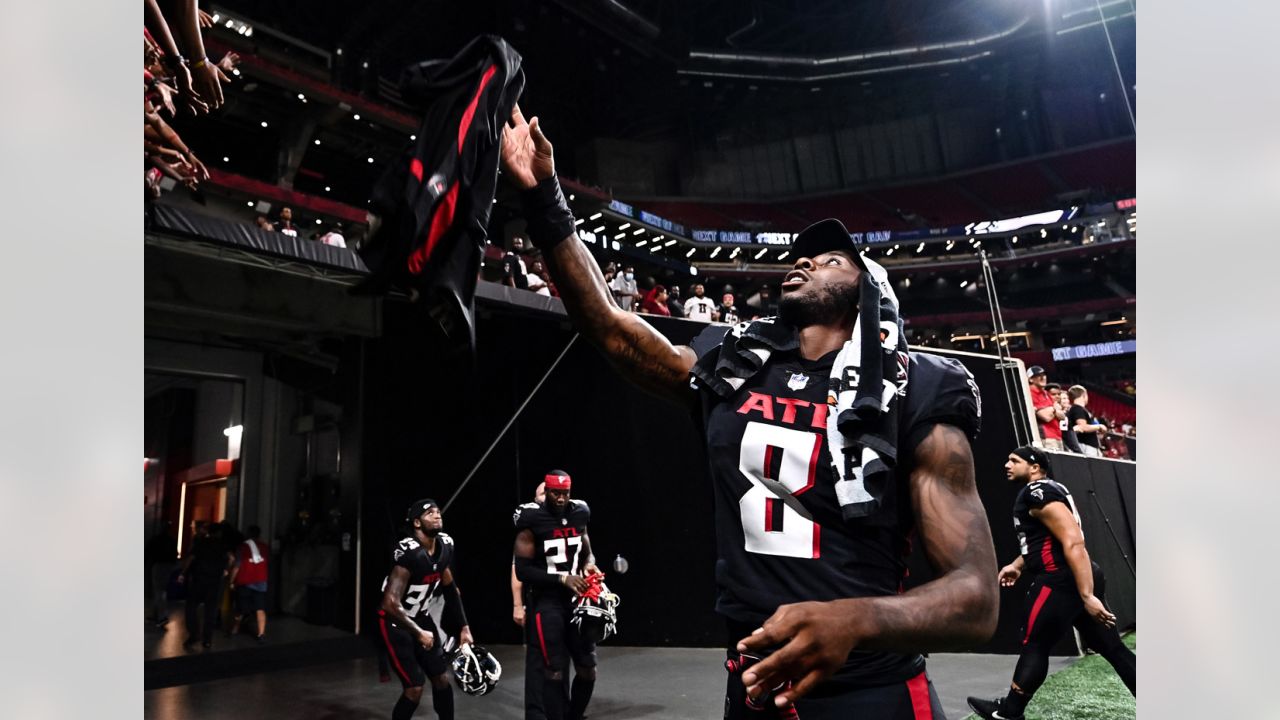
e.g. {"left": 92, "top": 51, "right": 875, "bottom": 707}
{"left": 571, "top": 578, "right": 621, "bottom": 645}
{"left": 450, "top": 644, "right": 502, "bottom": 696}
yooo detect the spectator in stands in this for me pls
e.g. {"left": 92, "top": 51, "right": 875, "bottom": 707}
{"left": 718, "top": 291, "right": 740, "bottom": 325}
{"left": 319, "top": 223, "right": 347, "bottom": 249}
{"left": 1054, "top": 387, "right": 1084, "bottom": 454}
{"left": 666, "top": 285, "right": 685, "bottom": 318}
{"left": 1027, "top": 366, "right": 1066, "bottom": 451}
{"left": 749, "top": 285, "right": 779, "bottom": 319}
{"left": 527, "top": 258, "right": 552, "bottom": 296}
{"left": 229, "top": 525, "right": 270, "bottom": 643}
{"left": 683, "top": 284, "right": 716, "bottom": 322}
{"left": 602, "top": 262, "right": 617, "bottom": 286}
{"left": 1067, "top": 386, "right": 1109, "bottom": 458}
{"left": 640, "top": 285, "right": 672, "bottom": 316}
{"left": 277, "top": 207, "right": 299, "bottom": 238}
{"left": 502, "top": 236, "right": 530, "bottom": 289}
{"left": 254, "top": 216, "right": 275, "bottom": 232}
{"left": 610, "top": 265, "right": 639, "bottom": 311}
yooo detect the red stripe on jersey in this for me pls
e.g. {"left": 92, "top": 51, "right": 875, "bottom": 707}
{"left": 765, "top": 498, "right": 776, "bottom": 533}
{"left": 407, "top": 181, "right": 458, "bottom": 273}
{"left": 812, "top": 519, "right": 821, "bottom": 559}
{"left": 1023, "top": 585, "right": 1053, "bottom": 645}
{"left": 409, "top": 158, "right": 423, "bottom": 183}
{"left": 763, "top": 445, "right": 775, "bottom": 480}
{"left": 457, "top": 65, "right": 497, "bottom": 153}
{"left": 1041, "top": 536, "right": 1059, "bottom": 572}
{"left": 378, "top": 614, "right": 414, "bottom": 686}
{"left": 905, "top": 671, "right": 934, "bottom": 719}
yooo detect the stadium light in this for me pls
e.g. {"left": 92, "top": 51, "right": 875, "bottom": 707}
{"left": 754, "top": 248, "right": 768, "bottom": 259}
{"left": 260, "top": 121, "right": 268, "bottom": 128}
{"left": 367, "top": 157, "right": 374, "bottom": 163}
{"left": 410, "top": 135, "right": 417, "bottom": 141}
{"left": 593, "top": 225, "right": 606, "bottom": 233}
{"left": 636, "top": 239, "right": 648, "bottom": 247}
{"left": 778, "top": 251, "right": 789, "bottom": 260}
{"left": 614, "top": 232, "right": 627, "bottom": 240}
{"left": 633, "top": 229, "right": 645, "bottom": 235}
{"left": 664, "top": 239, "right": 678, "bottom": 247}
{"left": 574, "top": 218, "right": 584, "bottom": 226}
{"left": 730, "top": 247, "right": 741, "bottom": 259}
{"left": 618, "top": 223, "right": 631, "bottom": 231}
{"left": 298, "top": 93, "right": 307, "bottom": 102}
{"left": 710, "top": 247, "right": 722, "bottom": 259}
{"left": 314, "top": 139, "right": 321, "bottom": 145}
{"left": 569, "top": 194, "right": 575, "bottom": 201}
{"left": 686, "top": 248, "right": 697, "bottom": 258}
{"left": 589, "top": 213, "right": 603, "bottom": 221}
{"left": 960, "top": 280, "right": 969, "bottom": 288}
{"left": 916, "top": 243, "right": 925, "bottom": 253}
{"left": 353, "top": 113, "right": 361, "bottom": 120}
{"left": 222, "top": 156, "right": 229, "bottom": 162}
{"left": 325, "top": 186, "right": 331, "bottom": 192}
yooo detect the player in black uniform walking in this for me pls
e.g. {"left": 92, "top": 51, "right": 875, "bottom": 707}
{"left": 498, "top": 104, "right": 999, "bottom": 717}
{"left": 513, "top": 470, "right": 599, "bottom": 720}
{"left": 379, "top": 499, "right": 476, "bottom": 720}
{"left": 966, "top": 446, "right": 1135, "bottom": 720}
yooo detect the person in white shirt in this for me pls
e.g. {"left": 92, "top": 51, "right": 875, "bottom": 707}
{"left": 610, "top": 265, "right": 639, "bottom": 311}
{"left": 319, "top": 223, "right": 347, "bottom": 248}
{"left": 683, "top": 283, "right": 717, "bottom": 322}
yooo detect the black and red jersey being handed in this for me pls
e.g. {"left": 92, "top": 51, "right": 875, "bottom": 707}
{"left": 690, "top": 325, "right": 981, "bottom": 687}
{"left": 382, "top": 533, "right": 456, "bottom": 624}
{"left": 513, "top": 500, "right": 591, "bottom": 602}
{"left": 1013, "top": 479, "right": 1083, "bottom": 579}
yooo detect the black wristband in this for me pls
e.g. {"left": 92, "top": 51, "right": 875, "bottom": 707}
{"left": 519, "top": 176, "right": 576, "bottom": 251}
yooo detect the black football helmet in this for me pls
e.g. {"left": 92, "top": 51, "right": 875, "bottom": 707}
{"left": 571, "top": 582, "right": 620, "bottom": 644}
{"left": 450, "top": 644, "right": 501, "bottom": 696}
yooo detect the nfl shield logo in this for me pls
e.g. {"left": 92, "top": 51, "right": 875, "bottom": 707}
{"left": 787, "top": 372, "right": 809, "bottom": 391}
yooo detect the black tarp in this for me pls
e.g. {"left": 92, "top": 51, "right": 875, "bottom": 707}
{"left": 147, "top": 203, "right": 370, "bottom": 273}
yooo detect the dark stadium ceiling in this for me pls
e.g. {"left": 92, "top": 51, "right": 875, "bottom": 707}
{"left": 207, "top": 0, "right": 1134, "bottom": 142}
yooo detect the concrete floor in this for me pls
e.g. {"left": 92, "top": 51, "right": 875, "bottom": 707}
{"left": 146, "top": 611, "right": 352, "bottom": 661}
{"left": 144, "top": 644, "right": 1076, "bottom": 720}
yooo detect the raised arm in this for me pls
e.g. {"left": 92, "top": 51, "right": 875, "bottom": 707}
{"left": 499, "top": 106, "right": 696, "bottom": 405}
{"left": 736, "top": 423, "right": 999, "bottom": 707}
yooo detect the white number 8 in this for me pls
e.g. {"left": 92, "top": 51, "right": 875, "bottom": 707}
{"left": 737, "top": 421, "right": 823, "bottom": 559}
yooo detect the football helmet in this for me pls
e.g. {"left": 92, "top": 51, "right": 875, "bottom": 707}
{"left": 450, "top": 644, "right": 501, "bottom": 696}
{"left": 571, "top": 576, "right": 620, "bottom": 644}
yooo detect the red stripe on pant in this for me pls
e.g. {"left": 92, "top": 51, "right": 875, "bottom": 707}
{"left": 535, "top": 611, "right": 550, "bottom": 667}
{"left": 905, "top": 672, "right": 934, "bottom": 719}
{"left": 377, "top": 610, "right": 415, "bottom": 686}
{"left": 1023, "top": 585, "right": 1054, "bottom": 645}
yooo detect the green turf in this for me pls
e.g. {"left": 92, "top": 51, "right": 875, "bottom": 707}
{"left": 962, "top": 633, "right": 1136, "bottom": 720}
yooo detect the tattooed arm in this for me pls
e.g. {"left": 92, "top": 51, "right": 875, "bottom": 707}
{"left": 736, "top": 423, "right": 999, "bottom": 707}
{"left": 499, "top": 105, "right": 696, "bottom": 405}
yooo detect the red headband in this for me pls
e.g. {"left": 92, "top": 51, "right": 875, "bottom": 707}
{"left": 544, "top": 472, "right": 572, "bottom": 490}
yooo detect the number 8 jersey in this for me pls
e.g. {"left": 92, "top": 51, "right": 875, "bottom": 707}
{"left": 513, "top": 499, "right": 591, "bottom": 601}
{"left": 692, "top": 326, "right": 981, "bottom": 686}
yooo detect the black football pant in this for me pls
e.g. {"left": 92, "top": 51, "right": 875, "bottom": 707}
{"left": 1012, "top": 563, "right": 1136, "bottom": 699}
{"left": 527, "top": 596, "right": 596, "bottom": 720}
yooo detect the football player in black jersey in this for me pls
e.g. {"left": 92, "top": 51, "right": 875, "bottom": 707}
{"left": 379, "top": 499, "right": 475, "bottom": 720}
{"left": 966, "top": 447, "right": 1135, "bottom": 720}
{"left": 499, "top": 106, "right": 999, "bottom": 718}
{"left": 513, "top": 470, "right": 599, "bottom": 720}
